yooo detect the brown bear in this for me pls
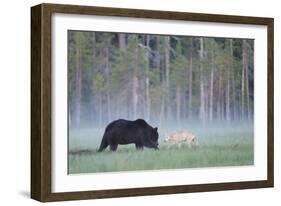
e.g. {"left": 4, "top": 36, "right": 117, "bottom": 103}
{"left": 98, "top": 119, "right": 159, "bottom": 152}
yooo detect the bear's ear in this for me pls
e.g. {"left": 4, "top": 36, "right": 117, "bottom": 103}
{"left": 154, "top": 127, "right": 158, "bottom": 131}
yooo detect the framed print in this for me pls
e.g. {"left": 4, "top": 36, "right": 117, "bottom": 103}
{"left": 31, "top": 3, "right": 274, "bottom": 202}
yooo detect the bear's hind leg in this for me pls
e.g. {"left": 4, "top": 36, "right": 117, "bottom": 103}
{"left": 98, "top": 138, "right": 109, "bottom": 152}
{"left": 109, "top": 144, "right": 118, "bottom": 151}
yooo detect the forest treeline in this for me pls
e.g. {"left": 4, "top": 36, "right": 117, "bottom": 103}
{"left": 68, "top": 31, "right": 254, "bottom": 128}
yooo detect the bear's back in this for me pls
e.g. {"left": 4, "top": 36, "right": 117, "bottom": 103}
{"left": 106, "top": 119, "right": 149, "bottom": 131}
{"left": 134, "top": 119, "right": 149, "bottom": 127}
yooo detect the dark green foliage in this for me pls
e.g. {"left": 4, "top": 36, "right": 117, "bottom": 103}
{"left": 68, "top": 31, "right": 254, "bottom": 127}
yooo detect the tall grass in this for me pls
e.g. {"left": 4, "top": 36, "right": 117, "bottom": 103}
{"left": 68, "top": 125, "right": 254, "bottom": 174}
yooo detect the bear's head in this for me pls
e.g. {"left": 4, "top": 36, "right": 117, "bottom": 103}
{"left": 147, "top": 127, "right": 159, "bottom": 149}
{"left": 151, "top": 127, "right": 159, "bottom": 142}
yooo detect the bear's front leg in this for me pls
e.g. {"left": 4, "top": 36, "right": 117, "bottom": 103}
{"left": 135, "top": 143, "right": 144, "bottom": 150}
{"left": 109, "top": 144, "right": 118, "bottom": 151}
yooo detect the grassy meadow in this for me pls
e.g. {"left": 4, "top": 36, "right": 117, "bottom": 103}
{"left": 67, "top": 31, "right": 255, "bottom": 174}
{"left": 68, "top": 124, "right": 254, "bottom": 174}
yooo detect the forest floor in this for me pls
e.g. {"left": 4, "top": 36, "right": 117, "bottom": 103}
{"left": 68, "top": 125, "right": 254, "bottom": 174}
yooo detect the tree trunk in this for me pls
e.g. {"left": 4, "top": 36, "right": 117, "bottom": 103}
{"left": 243, "top": 40, "right": 250, "bottom": 121}
{"left": 98, "top": 93, "right": 102, "bottom": 127}
{"left": 199, "top": 37, "right": 205, "bottom": 124}
{"left": 226, "top": 41, "right": 231, "bottom": 122}
{"left": 164, "top": 36, "right": 170, "bottom": 120}
{"left": 156, "top": 37, "right": 165, "bottom": 125}
{"left": 188, "top": 37, "right": 193, "bottom": 120}
{"left": 69, "top": 106, "right": 72, "bottom": 127}
{"left": 105, "top": 37, "right": 111, "bottom": 122}
{"left": 176, "top": 86, "right": 181, "bottom": 124}
{"left": 222, "top": 86, "right": 225, "bottom": 121}
{"left": 226, "top": 81, "right": 230, "bottom": 122}
{"left": 118, "top": 33, "right": 126, "bottom": 49}
{"left": 209, "top": 64, "right": 214, "bottom": 122}
{"left": 241, "top": 41, "right": 246, "bottom": 120}
{"left": 217, "top": 70, "right": 222, "bottom": 121}
{"left": 145, "top": 35, "right": 151, "bottom": 121}
{"left": 159, "top": 94, "right": 165, "bottom": 126}
{"left": 132, "top": 38, "right": 139, "bottom": 119}
{"left": 118, "top": 33, "right": 126, "bottom": 120}
{"left": 132, "top": 74, "right": 138, "bottom": 120}
{"left": 156, "top": 36, "right": 161, "bottom": 81}
{"left": 73, "top": 46, "right": 81, "bottom": 127}
{"left": 145, "top": 77, "right": 150, "bottom": 120}
{"left": 232, "top": 74, "right": 236, "bottom": 120}
{"left": 90, "top": 33, "right": 96, "bottom": 122}
{"left": 209, "top": 40, "right": 214, "bottom": 121}
{"left": 230, "top": 39, "right": 236, "bottom": 120}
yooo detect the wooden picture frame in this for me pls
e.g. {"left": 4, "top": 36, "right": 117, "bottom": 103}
{"left": 31, "top": 3, "right": 274, "bottom": 202}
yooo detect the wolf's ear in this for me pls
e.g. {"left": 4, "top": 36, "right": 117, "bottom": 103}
{"left": 154, "top": 127, "right": 158, "bottom": 131}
